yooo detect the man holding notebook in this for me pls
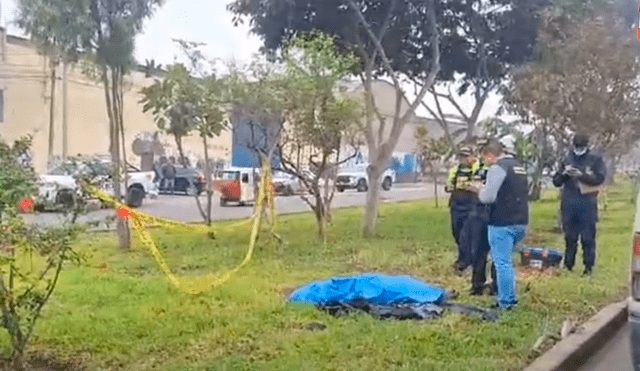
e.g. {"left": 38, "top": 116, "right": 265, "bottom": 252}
{"left": 553, "top": 133, "right": 607, "bottom": 276}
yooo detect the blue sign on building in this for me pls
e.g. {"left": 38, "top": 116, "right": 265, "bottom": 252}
{"left": 231, "top": 117, "right": 281, "bottom": 169}
{"left": 388, "top": 153, "right": 418, "bottom": 175}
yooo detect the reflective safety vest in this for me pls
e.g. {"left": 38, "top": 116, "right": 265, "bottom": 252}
{"left": 446, "top": 164, "right": 475, "bottom": 190}
{"left": 471, "top": 160, "right": 491, "bottom": 182}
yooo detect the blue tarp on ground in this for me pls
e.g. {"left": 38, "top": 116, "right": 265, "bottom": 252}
{"left": 288, "top": 273, "right": 447, "bottom": 306}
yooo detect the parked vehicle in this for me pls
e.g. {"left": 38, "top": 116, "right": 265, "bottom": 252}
{"left": 629, "top": 189, "right": 640, "bottom": 370}
{"left": 213, "top": 167, "right": 259, "bottom": 207}
{"left": 157, "top": 166, "right": 205, "bottom": 196}
{"left": 36, "top": 171, "right": 81, "bottom": 211}
{"left": 272, "top": 170, "right": 302, "bottom": 196}
{"left": 36, "top": 160, "right": 158, "bottom": 210}
{"left": 335, "top": 166, "right": 396, "bottom": 192}
{"left": 103, "top": 163, "right": 158, "bottom": 208}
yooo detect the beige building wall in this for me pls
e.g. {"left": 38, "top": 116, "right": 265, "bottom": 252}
{"left": 0, "top": 32, "right": 231, "bottom": 174}
{"left": 342, "top": 80, "right": 453, "bottom": 155}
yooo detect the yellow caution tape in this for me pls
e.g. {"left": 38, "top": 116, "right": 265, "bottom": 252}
{"left": 79, "top": 160, "right": 278, "bottom": 294}
{"left": 83, "top": 184, "right": 258, "bottom": 234}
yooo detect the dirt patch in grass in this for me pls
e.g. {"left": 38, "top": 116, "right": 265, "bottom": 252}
{"left": 522, "top": 230, "right": 557, "bottom": 246}
{"left": 274, "top": 284, "right": 298, "bottom": 297}
{"left": 517, "top": 266, "right": 560, "bottom": 283}
{"left": 0, "top": 353, "right": 85, "bottom": 371}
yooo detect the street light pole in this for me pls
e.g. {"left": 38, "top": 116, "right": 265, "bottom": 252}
{"left": 62, "top": 61, "right": 68, "bottom": 160}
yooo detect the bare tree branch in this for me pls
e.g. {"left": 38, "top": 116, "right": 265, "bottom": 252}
{"left": 347, "top": 0, "right": 401, "bottom": 89}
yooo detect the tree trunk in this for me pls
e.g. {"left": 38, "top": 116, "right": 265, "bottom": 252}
{"left": 203, "top": 134, "right": 212, "bottom": 225}
{"left": 104, "top": 67, "right": 129, "bottom": 250}
{"left": 12, "top": 343, "right": 25, "bottom": 371}
{"left": 314, "top": 197, "right": 326, "bottom": 241}
{"left": 118, "top": 69, "right": 129, "bottom": 192}
{"left": 62, "top": 62, "right": 68, "bottom": 161}
{"left": 47, "top": 61, "right": 57, "bottom": 167}
{"left": 362, "top": 166, "right": 382, "bottom": 237}
{"left": 605, "top": 155, "right": 616, "bottom": 185}
{"left": 430, "top": 160, "right": 438, "bottom": 208}
{"left": 114, "top": 69, "right": 130, "bottom": 249}
{"left": 175, "top": 135, "right": 188, "bottom": 167}
{"left": 434, "top": 177, "right": 438, "bottom": 208}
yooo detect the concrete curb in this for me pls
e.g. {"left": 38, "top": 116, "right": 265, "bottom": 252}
{"left": 523, "top": 300, "right": 628, "bottom": 371}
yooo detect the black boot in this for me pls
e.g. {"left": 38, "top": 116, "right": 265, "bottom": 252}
{"left": 485, "top": 282, "right": 497, "bottom": 296}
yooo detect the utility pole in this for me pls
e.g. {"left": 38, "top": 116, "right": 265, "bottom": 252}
{"left": 62, "top": 61, "right": 68, "bottom": 160}
{"left": 47, "top": 58, "right": 57, "bottom": 167}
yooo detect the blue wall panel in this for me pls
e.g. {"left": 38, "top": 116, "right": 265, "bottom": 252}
{"left": 231, "top": 117, "right": 281, "bottom": 169}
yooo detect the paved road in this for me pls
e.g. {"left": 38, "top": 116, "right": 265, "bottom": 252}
{"left": 579, "top": 321, "right": 633, "bottom": 371}
{"left": 22, "top": 182, "right": 445, "bottom": 228}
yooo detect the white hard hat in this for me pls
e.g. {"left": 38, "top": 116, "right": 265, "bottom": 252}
{"left": 499, "top": 137, "right": 515, "bottom": 154}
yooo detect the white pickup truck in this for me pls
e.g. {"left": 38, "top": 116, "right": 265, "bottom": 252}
{"left": 102, "top": 167, "right": 158, "bottom": 208}
{"left": 37, "top": 161, "right": 157, "bottom": 210}
{"left": 335, "top": 167, "right": 396, "bottom": 192}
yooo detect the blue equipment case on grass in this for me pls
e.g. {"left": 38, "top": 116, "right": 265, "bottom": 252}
{"left": 519, "top": 247, "right": 563, "bottom": 269}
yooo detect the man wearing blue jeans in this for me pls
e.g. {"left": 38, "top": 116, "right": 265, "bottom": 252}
{"left": 478, "top": 139, "right": 529, "bottom": 310}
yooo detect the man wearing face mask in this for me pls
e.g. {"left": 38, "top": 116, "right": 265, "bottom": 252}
{"left": 552, "top": 133, "right": 607, "bottom": 276}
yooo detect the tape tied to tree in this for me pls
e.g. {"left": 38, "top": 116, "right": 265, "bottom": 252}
{"left": 79, "top": 164, "right": 277, "bottom": 294}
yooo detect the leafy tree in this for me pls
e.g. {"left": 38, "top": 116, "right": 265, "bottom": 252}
{"left": 229, "top": 0, "right": 442, "bottom": 236}
{"left": 142, "top": 58, "right": 163, "bottom": 78}
{"left": 420, "top": 0, "right": 550, "bottom": 148}
{"left": 226, "top": 54, "right": 286, "bottom": 171}
{"left": 505, "top": 3, "right": 640, "bottom": 183}
{"left": 0, "top": 137, "right": 37, "bottom": 222}
{"left": 275, "top": 33, "right": 361, "bottom": 240}
{"left": 141, "top": 64, "right": 197, "bottom": 167}
{"left": 141, "top": 43, "right": 228, "bottom": 225}
{"left": 17, "top": 0, "right": 166, "bottom": 249}
{"left": 0, "top": 136, "right": 82, "bottom": 370}
{"left": 414, "top": 127, "right": 449, "bottom": 208}
{"left": 229, "top": 0, "right": 550, "bottom": 236}
{"left": 223, "top": 33, "right": 362, "bottom": 240}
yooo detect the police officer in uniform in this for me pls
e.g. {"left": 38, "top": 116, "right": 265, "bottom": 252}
{"left": 552, "top": 133, "right": 606, "bottom": 276}
{"left": 462, "top": 139, "right": 498, "bottom": 296}
{"left": 445, "top": 146, "right": 477, "bottom": 272}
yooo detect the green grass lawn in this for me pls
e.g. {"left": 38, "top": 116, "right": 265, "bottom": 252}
{"left": 10, "top": 183, "right": 636, "bottom": 371}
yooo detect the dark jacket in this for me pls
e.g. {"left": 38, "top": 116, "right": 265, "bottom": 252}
{"left": 488, "top": 157, "right": 529, "bottom": 227}
{"left": 162, "top": 163, "right": 177, "bottom": 179}
{"left": 552, "top": 150, "right": 606, "bottom": 201}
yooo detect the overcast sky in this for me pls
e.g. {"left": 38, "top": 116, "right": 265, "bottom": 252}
{"left": 2, "top": 0, "right": 264, "bottom": 68}
{"left": 1, "top": 0, "right": 507, "bottom": 122}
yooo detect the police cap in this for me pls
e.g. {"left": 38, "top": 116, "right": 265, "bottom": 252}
{"left": 573, "top": 133, "right": 589, "bottom": 148}
{"left": 458, "top": 146, "right": 473, "bottom": 156}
